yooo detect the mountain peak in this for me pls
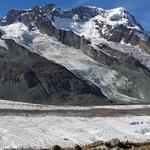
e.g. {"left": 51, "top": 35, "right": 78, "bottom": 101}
{"left": 0, "top": 4, "right": 143, "bottom": 30}
{"left": 0, "top": 3, "right": 149, "bottom": 51}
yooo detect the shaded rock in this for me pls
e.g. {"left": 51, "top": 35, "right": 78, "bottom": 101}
{"left": 74, "top": 145, "right": 82, "bottom": 150}
{"left": 52, "top": 145, "right": 62, "bottom": 150}
{"left": 118, "top": 141, "right": 133, "bottom": 149}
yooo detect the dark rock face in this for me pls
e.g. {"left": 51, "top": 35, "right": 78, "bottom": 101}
{"left": 99, "top": 24, "right": 150, "bottom": 52}
{"left": 0, "top": 39, "right": 109, "bottom": 105}
{"left": 0, "top": 31, "right": 2, "bottom": 37}
{"left": 52, "top": 145, "right": 62, "bottom": 150}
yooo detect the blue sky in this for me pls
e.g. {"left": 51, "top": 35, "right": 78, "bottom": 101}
{"left": 0, "top": 0, "right": 150, "bottom": 30}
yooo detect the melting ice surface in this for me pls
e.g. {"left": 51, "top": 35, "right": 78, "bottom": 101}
{"left": 0, "top": 114, "right": 149, "bottom": 149}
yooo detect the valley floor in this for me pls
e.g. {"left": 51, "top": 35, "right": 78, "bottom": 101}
{"left": 0, "top": 100, "right": 149, "bottom": 149}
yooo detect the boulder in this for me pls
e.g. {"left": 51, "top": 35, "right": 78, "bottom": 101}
{"left": 74, "top": 145, "right": 82, "bottom": 150}
{"left": 109, "top": 139, "right": 120, "bottom": 148}
{"left": 52, "top": 145, "right": 62, "bottom": 150}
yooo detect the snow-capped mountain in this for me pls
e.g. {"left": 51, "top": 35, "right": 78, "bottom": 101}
{"left": 1, "top": 4, "right": 150, "bottom": 50}
{"left": 0, "top": 4, "right": 150, "bottom": 105}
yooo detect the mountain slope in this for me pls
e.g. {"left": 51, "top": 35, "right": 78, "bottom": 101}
{"left": 0, "top": 4, "right": 150, "bottom": 104}
{"left": 0, "top": 38, "right": 110, "bottom": 105}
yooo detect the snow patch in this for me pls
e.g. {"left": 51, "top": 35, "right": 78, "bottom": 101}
{"left": 0, "top": 22, "right": 28, "bottom": 42}
{"left": 0, "top": 39, "right": 8, "bottom": 49}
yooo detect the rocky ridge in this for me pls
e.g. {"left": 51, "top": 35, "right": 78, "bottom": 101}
{"left": 1, "top": 4, "right": 150, "bottom": 51}
{"left": 9, "top": 139, "right": 150, "bottom": 150}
